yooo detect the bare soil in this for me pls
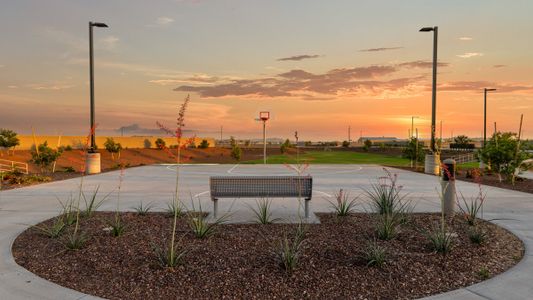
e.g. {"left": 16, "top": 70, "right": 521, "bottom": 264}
{"left": 13, "top": 212, "right": 524, "bottom": 300}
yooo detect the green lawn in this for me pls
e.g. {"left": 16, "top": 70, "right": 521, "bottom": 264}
{"left": 242, "top": 151, "right": 411, "bottom": 166}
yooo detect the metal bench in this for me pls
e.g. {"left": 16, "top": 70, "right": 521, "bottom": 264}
{"left": 209, "top": 176, "right": 313, "bottom": 218}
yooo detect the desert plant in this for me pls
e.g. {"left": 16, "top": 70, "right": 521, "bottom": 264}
{"left": 64, "top": 231, "right": 88, "bottom": 250}
{"left": 198, "top": 139, "right": 209, "bottom": 149}
{"left": 133, "top": 201, "right": 155, "bottom": 216}
{"left": 457, "top": 186, "right": 486, "bottom": 226}
{"left": 231, "top": 144, "right": 242, "bottom": 161}
{"left": 81, "top": 185, "right": 111, "bottom": 218}
{"left": 188, "top": 211, "right": 229, "bottom": 239}
{"left": 165, "top": 198, "right": 185, "bottom": 217}
{"left": 375, "top": 213, "right": 398, "bottom": 240}
{"left": 30, "top": 141, "right": 63, "bottom": 172}
{"left": 58, "top": 195, "right": 78, "bottom": 226}
{"left": 426, "top": 226, "right": 454, "bottom": 255}
{"left": 468, "top": 226, "right": 487, "bottom": 245}
{"left": 104, "top": 137, "right": 123, "bottom": 160}
{"left": 365, "top": 169, "right": 411, "bottom": 215}
{"left": 62, "top": 166, "right": 76, "bottom": 173}
{"left": 363, "top": 240, "right": 387, "bottom": 267}
{"left": 155, "top": 138, "right": 166, "bottom": 149}
{"left": 402, "top": 137, "right": 425, "bottom": 163}
{"left": 0, "top": 128, "right": 20, "bottom": 156}
{"left": 274, "top": 223, "right": 307, "bottom": 273}
{"left": 153, "top": 237, "right": 188, "bottom": 268}
{"left": 478, "top": 267, "right": 490, "bottom": 279}
{"left": 328, "top": 188, "right": 357, "bottom": 217}
{"left": 33, "top": 217, "right": 66, "bottom": 238}
{"left": 249, "top": 198, "right": 279, "bottom": 224}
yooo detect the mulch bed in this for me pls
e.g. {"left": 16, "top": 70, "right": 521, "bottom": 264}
{"left": 13, "top": 212, "right": 523, "bottom": 300}
{"left": 391, "top": 165, "right": 533, "bottom": 194}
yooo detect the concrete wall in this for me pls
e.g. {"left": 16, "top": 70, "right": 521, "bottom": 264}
{"left": 15, "top": 135, "right": 215, "bottom": 150}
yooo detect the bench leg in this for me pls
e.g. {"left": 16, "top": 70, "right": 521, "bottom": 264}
{"left": 304, "top": 199, "right": 310, "bottom": 219}
{"left": 213, "top": 199, "right": 218, "bottom": 218}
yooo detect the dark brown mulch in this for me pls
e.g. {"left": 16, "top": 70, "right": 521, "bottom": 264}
{"left": 391, "top": 165, "right": 533, "bottom": 194}
{"left": 13, "top": 212, "right": 523, "bottom": 300}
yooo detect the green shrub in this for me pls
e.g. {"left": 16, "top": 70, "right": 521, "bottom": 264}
{"left": 478, "top": 267, "right": 490, "bottom": 279}
{"left": 104, "top": 138, "right": 123, "bottom": 160}
{"left": 274, "top": 223, "right": 307, "bottom": 273}
{"left": 0, "top": 128, "right": 20, "bottom": 155}
{"left": 342, "top": 140, "right": 350, "bottom": 148}
{"left": 155, "top": 138, "right": 166, "bottom": 149}
{"left": 30, "top": 141, "right": 63, "bottom": 172}
{"left": 402, "top": 137, "right": 425, "bottom": 163}
{"left": 376, "top": 214, "right": 399, "bottom": 240}
{"left": 363, "top": 240, "right": 387, "bottom": 267}
{"left": 63, "top": 231, "right": 88, "bottom": 250}
{"left": 426, "top": 226, "right": 454, "bottom": 255}
{"left": 133, "top": 201, "right": 154, "bottom": 216}
{"left": 468, "top": 226, "right": 487, "bottom": 245}
{"left": 33, "top": 217, "right": 66, "bottom": 238}
{"left": 231, "top": 145, "right": 242, "bottom": 161}
{"left": 198, "top": 139, "right": 209, "bottom": 149}
{"left": 249, "top": 198, "right": 279, "bottom": 224}
{"left": 153, "top": 237, "right": 188, "bottom": 268}
{"left": 365, "top": 169, "right": 412, "bottom": 215}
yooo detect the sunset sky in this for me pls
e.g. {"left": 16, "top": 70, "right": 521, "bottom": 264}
{"left": 1, "top": 0, "right": 532, "bottom": 141}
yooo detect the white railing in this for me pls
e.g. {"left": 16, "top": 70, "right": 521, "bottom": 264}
{"left": 451, "top": 153, "right": 476, "bottom": 164}
{"left": 0, "top": 159, "right": 29, "bottom": 174}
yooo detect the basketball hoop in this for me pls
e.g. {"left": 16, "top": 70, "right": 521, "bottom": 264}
{"left": 259, "top": 111, "right": 270, "bottom": 121}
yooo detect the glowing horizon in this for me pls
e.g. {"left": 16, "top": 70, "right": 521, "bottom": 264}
{"left": 1, "top": 0, "right": 532, "bottom": 141}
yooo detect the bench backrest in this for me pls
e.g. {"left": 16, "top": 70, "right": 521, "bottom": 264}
{"left": 210, "top": 176, "right": 312, "bottom": 199}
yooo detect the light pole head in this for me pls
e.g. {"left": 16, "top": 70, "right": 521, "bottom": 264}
{"left": 259, "top": 111, "right": 270, "bottom": 121}
{"left": 485, "top": 88, "right": 497, "bottom": 92}
{"left": 91, "top": 22, "right": 109, "bottom": 28}
{"left": 419, "top": 27, "right": 435, "bottom": 32}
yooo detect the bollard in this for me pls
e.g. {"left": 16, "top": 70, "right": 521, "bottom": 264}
{"left": 86, "top": 152, "right": 101, "bottom": 174}
{"left": 441, "top": 158, "right": 456, "bottom": 216}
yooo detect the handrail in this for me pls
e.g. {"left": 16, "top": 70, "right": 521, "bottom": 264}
{"left": 0, "top": 159, "right": 29, "bottom": 174}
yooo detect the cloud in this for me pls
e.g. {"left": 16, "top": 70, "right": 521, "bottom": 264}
{"left": 174, "top": 61, "right": 437, "bottom": 99}
{"left": 28, "top": 83, "right": 74, "bottom": 90}
{"left": 148, "top": 16, "right": 175, "bottom": 27}
{"left": 459, "top": 37, "right": 473, "bottom": 41}
{"left": 439, "top": 81, "right": 533, "bottom": 93}
{"left": 0, "top": 65, "right": 4, "bottom": 68}
{"left": 457, "top": 52, "right": 484, "bottom": 58}
{"left": 115, "top": 123, "right": 194, "bottom": 135}
{"left": 277, "top": 54, "right": 321, "bottom": 61}
{"left": 359, "top": 47, "right": 403, "bottom": 52}
{"left": 7, "top": 85, "right": 18, "bottom": 89}
{"left": 493, "top": 64, "right": 507, "bottom": 68}
{"left": 99, "top": 36, "right": 119, "bottom": 50}
{"left": 397, "top": 60, "right": 449, "bottom": 68}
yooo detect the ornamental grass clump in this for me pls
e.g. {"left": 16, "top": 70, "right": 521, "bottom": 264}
{"left": 365, "top": 169, "right": 412, "bottom": 216}
{"left": 187, "top": 199, "right": 230, "bottom": 239}
{"left": 275, "top": 222, "right": 307, "bottom": 273}
{"left": 249, "top": 198, "right": 279, "bottom": 224}
{"left": 457, "top": 185, "right": 486, "bottom": 226}
{"left": 81, "top": 185, "right": 111, "bottom": 218}
{"left": 328, "top": 188, "right": 358, "bottom": 217}
{"left": 133, "top": 201, "right": 155, "bottom": 216}
{"left": 363, "top": 240, "right": 387, "bottom": 267}
{"left": 33, "top": 217, "right": 66, "bottom": 238}
{"left": 107, "top": 168, "right": 125, "bottom": 237}
{"left": 375, "top": 213, "right": 399, "bottom": 240}
{"left": 468, "top": 226, "right": 487, "bottom": 245}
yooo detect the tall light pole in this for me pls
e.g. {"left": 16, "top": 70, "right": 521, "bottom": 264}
{"left": 483, "top": 88, "right": 497, "bottom": 148}
{"left": 419, "top": 26, "right": 438, "bottom": 152}
{"left": 259, "top": 112, "right": 270, "bottom": 164}
{"left": 89, "top": 21, "right": 108, "bottom": 152}
{"left": 86, "top": 21, "right": 108, "bottom": 174}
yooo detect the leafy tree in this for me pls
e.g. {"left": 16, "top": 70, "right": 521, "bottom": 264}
{"left": 198, "top": 139, "right": 210, "bottom": 149}
{"left": 244, "top": 140, "right": 251, "bottom": 148}
{"left": 31, "top": 141, "right": 63, "bottom": 173}
{"left": 231, "top": 144, "right": 242, "bottom": 161}
{"left": 402, "top": 137, "right": 425, "bottom": 163}
{"left": 479, "top": 132, "right": 530, "bottom": 182}
{"left": 280, "top": 139, "right": 291, "bottom": 153}
{"left": 230, "top": 136, "right": 237, "bottom": 148}
{"left": 342, "top": 140, "right": 350, "bottom": 148}
{"left": 104, "top": 138, "right": 123, "bottom": 160}
{"left": 155, "top": 138, "right": 166, "bottom": 149}
{"left": 363, "top": 139, "right": 372, "bottom": 152}
{"left": 0, "top": 129, "right": 20, "bottom": 156}
{"left": 451, "top": 135, "right": 474, "bottom": 149}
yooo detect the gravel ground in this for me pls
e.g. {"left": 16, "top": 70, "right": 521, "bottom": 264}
{"left": 13, "top": 212, "right": 524, "bottom": 300}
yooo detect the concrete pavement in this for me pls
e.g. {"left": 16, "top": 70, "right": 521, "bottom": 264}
{"left": 0, "top": 164, "right": 531, "bottom": 299}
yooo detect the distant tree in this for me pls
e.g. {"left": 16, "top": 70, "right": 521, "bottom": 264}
{"left": 304, "top": 141, "right": 312, "bottom": 146}
{"left": 479, "top": 132, "right": 530, "bottom": 182}
{"left": 143, "top": 139, "right": 152, "bottom": 149}
{"left": 231, "top": 144, "right": 242, "bottom": 161}
{"left": 0, "top": 129, "right": 20, "bottom": 156}
{"left": 198, "top": 139, "right": 210, "bottom": 149}
{"left": 363, "top": 139, "right": 372, "bottom": 152}
{"left": 280, "top": 139, "right": 291, "bottom": 154}
{"left": 31, "top": 141, "right": 63, "bottom": 173}
{"left": 155, "top": 138, "right": 166, "bottom": 149}
{"left": 104, "top": 138, "right": 123, "bottom": 160}
{"left": 230, "top": 136, "right": 237, "bottom": 148}
{"left": 451, "top": 135, "right": 474, "bottom": 149}
{"left": 402, "top": 137, "right": 425, "bottom": 163}
{"left": 244, "top": 140, "right": 251, "bottom": 148}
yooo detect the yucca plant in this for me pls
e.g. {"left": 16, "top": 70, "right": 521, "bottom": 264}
{"left": 275, "top": 222, "right": 307, "bottom": 273}
{"left": 133, "top": 201, "right": 155, "bottom": 216}
{"left": 153, "top": 237, "right": 188, "bottom": 268}
{"left": 165, "top": 197, "right": 184, "bottom": 217}
{"left": 57, "top": 195, "right": 77, "bottom": 226}
{"left": 363, "top": 240, "right": 387, "bottom": 267}
{"left": 188, "top": 213, "right": 229, "bottom": 239}
{"left": 33, "top": 217, "right": 66, "bottom": 238}
{"left": 457, "top": 186, "right": 486, "bottom": 226}
{"left": 426, "top": 226, "right": 454, "bottom": 254}
{"left": 468, "top": 226, "right": 487, "bottom": 245}
{"left": 81, "top": 185, "right": 111, "bottom": 218}
{"left": 249, "top": 198, "right": 279, "bottom": 224}
{"left": 64, "top": 231, "right": 88, "bottom": 250}
{"left": 365, "top": 169, "right": 412, "bottom": 215}
{"left": 375, "top": 213, "right": 398, "bottom": 240}
{"left": 328, "top": 188, "right": 358, "bottom": 217}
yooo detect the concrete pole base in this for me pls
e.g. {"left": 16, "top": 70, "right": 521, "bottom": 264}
{"left": 424, "top": 154, "right": 441, "bottom": 175}
{"left": 86, "top": 152, "right": 101, "bottom": 175}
